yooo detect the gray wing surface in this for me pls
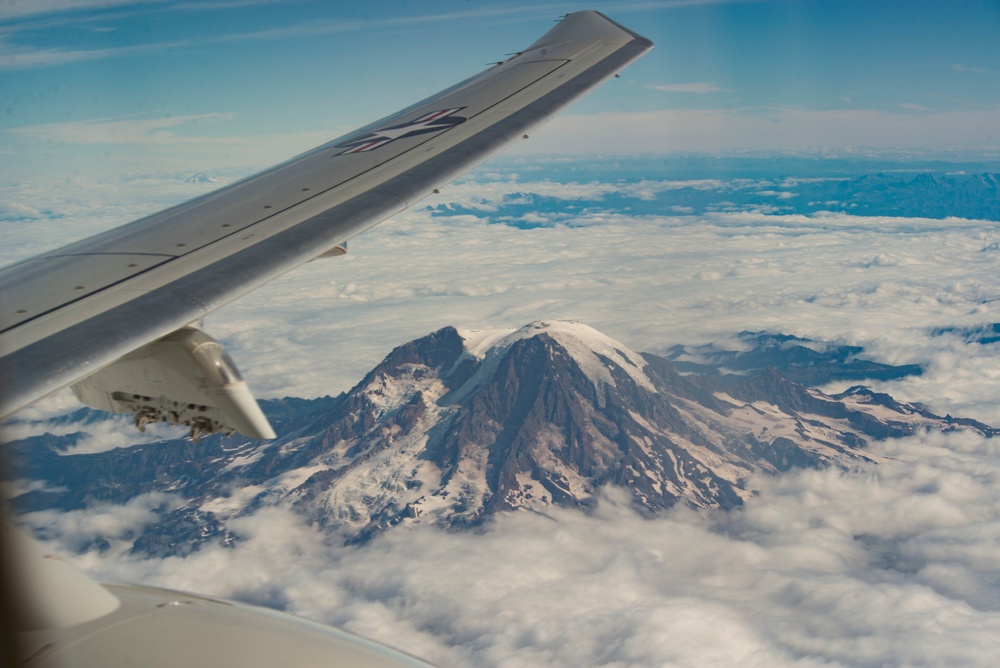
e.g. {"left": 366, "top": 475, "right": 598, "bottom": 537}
{"left": 0, "top": 11, "right": 652, "bottom": 434}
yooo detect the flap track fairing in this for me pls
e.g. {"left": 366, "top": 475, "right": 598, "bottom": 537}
{"left": 70, "top": 327, "right": 276, "bottom": 441}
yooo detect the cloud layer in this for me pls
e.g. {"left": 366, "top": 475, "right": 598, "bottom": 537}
{"left": 7, "top": 161, "right": 1000, "bottom": 666}
{"left": 647, "top": 82, "right": 729, "bottom": 94}
{"left": 516, "top": 107, "right": 1000, "bottom": 154}
{"left": 27, "top": 429, "right": 1000, "bottom": 667}
{"left": 6, "top": 166, "right": 1000, "bottom": 428}
{"left": 211, "top": 176, "right": 1000, "bottom": 425}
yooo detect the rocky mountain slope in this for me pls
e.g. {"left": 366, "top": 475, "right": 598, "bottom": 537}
{"left": 5, "top": 322, "right": 994, "bottom": 555}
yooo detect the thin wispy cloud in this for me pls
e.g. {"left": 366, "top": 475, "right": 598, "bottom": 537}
{"left": 953, "top": 63, "right": 992, "bottom": 74}
{"left": 0, "top": 35, "right": 196, "bottom": 69}
{"left": 5, "top": 113, "right": 237, "bottom": 144}
{"left": 167, "top": 1, "right": 294, "bottom": 12}
{"left": 648, "top": 82, "right": 729, "bottom": 94}
{"left": 0, "top": 0, "right": 767, "bottom": 22}
{"left": 0, "top": 0, "right": 770, "bottom": 70}
{"left": 0, "top": 0, "right": 162, "bottom": 21}
{"left": 607, "top": 0, "right": 771, "bottom": 10}
{"left": 0, "top": 0, "right": 280, "bottom": 21}
{"left": 524, "top": 105, "right": 1000, "bottom": 153}
{"left": 0, "top": 3, "right": 547, "bottom": 70}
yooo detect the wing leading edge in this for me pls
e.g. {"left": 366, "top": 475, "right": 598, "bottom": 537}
{"left": 0, "top": 11, "right": 653, "bottom": 437}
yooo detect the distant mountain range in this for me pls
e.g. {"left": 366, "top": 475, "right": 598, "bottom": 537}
{"left": 932, "top": 322, "right": 1000, "bottom": 345}
{"left": 5, "top": 322, "right": 994, "bottom": 557}
{"left": 184, "top": 172, "right": 219, "bottom": 184}
{"left": 662, "top": 331, "right": 924, "bottom": 386}
{"left": 431, "top": 172, "right": 1000, "bottom": 224}
{"left": 824, "top": 172, "right": 1000, "bottom": 220}
{"left": 3, "top": 164, "right": 996, "bottom": 226}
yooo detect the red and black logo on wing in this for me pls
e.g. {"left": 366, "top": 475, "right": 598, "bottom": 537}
{"left": 334, "top": 108, "right": 467, "bottom": 155}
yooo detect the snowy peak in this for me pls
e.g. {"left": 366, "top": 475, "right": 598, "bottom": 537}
{"left": 457, "top": 320, "right": 656, "bottom": 393}
{"left": 184, "top": 172, "right": 219, "bottom": 184}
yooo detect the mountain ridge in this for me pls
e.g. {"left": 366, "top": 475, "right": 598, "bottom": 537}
{"left": 5, "top": 322, "right": 995, "bottom": 556}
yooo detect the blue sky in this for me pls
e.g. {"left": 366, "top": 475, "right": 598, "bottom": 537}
{"left": 1, "top": 0, "right": 998, "bottom": 178}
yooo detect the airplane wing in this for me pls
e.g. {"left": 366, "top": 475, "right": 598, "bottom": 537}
{"left": 0, "top": 11, "right": 652, "bottom": 440}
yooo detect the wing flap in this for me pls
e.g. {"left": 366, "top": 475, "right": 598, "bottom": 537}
{"left": 0, "top": 254, "right": 172, "bottom": 333}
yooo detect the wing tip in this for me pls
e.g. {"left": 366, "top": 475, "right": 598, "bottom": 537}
{"left": 547, "top": 10, "right": 654, "bottom": 51}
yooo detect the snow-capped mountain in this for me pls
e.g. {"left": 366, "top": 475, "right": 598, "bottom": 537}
{"left": 184, "top": 172, "right": 219, "bottom": 184}
{"left": 6, "top": 322, "right": 995, "bottom": 554}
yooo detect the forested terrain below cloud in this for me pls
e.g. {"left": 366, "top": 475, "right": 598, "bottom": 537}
{"left": 431, "top": 167, "right": 1000, "bottom": 222}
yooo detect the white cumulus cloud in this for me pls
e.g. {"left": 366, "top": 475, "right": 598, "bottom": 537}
{"left": 647, "top": 81, "right": 729, "bottom": 94}
{"left": 6, "top": 161, "right": 1000, "bottom": 666}
{"left": 29, "top": 430, "right": 1000, "bottom": 667}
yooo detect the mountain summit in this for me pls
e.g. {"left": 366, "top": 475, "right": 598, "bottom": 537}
{"left": 184, "top": 172, "right": 219, "bottom": 184}
{"left": 7, "top": 321, "right": 994, "bottom": 553}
